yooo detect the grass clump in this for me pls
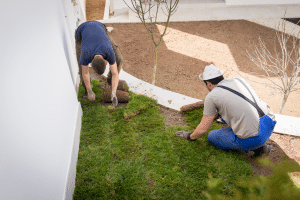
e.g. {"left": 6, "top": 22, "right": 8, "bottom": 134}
{"left": 204, "top": 158, "right": 300, "bottom": 199}
{"left": 124, "top": 92, "right": 157, "bottom": 120}
{"left": 182, "top": 107, "right": 222, "bottom": 132}
{"left": 78, "top": 80, "right": 103, "bottom": 107}
{"left": 74, "top": 80, "right": 299, "bottom": 199}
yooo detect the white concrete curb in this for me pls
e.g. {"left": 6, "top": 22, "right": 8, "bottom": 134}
{"left": 100, "top": 0, "right": 300, "bottom": 23}
{"left": 103, "top": 68, "right": 202, "bottom": 111}
{"left": 274, "top": 114, "right": 300, "bottom": 137}
{"left": 103, "top": 0, "right": 110, "bottom": 20}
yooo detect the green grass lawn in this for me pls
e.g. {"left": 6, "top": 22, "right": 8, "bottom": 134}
{"left": 73, "top": 80, "right": 300, "bottom": 200}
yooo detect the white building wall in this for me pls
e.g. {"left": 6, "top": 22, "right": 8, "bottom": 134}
{"left": 0, "top": 0, "right": 85, "bottom": 199}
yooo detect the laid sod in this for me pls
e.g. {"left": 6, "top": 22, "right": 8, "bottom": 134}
{"left": 74, "top": 80, "right": 300, "bottom": 199}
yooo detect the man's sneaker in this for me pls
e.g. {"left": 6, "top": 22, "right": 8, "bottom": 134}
{"left": 106, "top": 27, "right": 114, "bottom": 33}
{"left": 252, "top": 144, "right": 272, "bottom": 157}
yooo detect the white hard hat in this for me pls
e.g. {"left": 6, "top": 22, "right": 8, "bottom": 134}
{"left": 199, "top": 64, "right": 224, "bottom": 81}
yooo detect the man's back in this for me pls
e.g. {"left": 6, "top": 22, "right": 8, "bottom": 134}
{"left": 204, "top": 78, "right": 274, "bottom": 139}
{"left": 76, "top": 21, "right": 115, "bottom": 66}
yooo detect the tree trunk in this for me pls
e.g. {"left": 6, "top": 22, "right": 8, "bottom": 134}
{"left": 152, "top": 46, "right": 158, "bottom": 85}
{"left": 278, "top": 93, "right": 289, "bottom": 114}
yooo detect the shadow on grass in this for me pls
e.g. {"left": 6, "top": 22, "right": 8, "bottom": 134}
{"left": 74, "top": 80, "right": 300, "bottom": 200}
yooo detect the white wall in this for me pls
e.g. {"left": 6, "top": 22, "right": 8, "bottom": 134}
{"left": 0, "top": 0, "right": 85, "bottom": 199}
{"left": 79, "top": 0, "right": 87, "bottom": 22}
{"left": 226, "top": 0, "right": 300, "bottom": 5}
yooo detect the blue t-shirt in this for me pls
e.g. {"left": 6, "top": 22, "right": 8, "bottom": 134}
{"left": 76, "top": 21, "right": 116, "bottom": 66}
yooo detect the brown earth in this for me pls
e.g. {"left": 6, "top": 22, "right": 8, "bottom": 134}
{"left": 86, "top": 0, "right": 105, "bottom": 21}
{"left": 86, "top": 0, "right": 300, "bottom": 181}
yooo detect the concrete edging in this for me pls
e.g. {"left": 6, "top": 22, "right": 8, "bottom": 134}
{"left": 103, "top": 0, "right": 111, "bottom": 20}
{"left": 102, "top": 67, "right": 202, "bottom": 111}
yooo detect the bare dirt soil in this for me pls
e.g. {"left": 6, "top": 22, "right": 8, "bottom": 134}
{"left": 86, "top": 0, "right": 105, "bottom": 21}
{"left": 86, "top": 0, "right": 299, "bottom": 180}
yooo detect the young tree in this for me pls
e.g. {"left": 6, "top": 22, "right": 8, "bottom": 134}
{"left": 247, "top": 19, "right": 300, "bottom": 114}
{"left": 123, "top": 0, "right": 179, "bottom": 85}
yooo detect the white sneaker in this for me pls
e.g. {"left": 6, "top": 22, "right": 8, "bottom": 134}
{"left": 107, "top": 27, "right": 114, "bottom": 33}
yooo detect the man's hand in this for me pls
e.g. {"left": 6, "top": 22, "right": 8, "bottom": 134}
{"left": 87, "top": 88, "right": 95, "bottom": 101}
{"left": 111, "top": 89, "right": 118, "bottom": 107}
{"left": 176, "top": 130, "right": 196, "bottom": 141}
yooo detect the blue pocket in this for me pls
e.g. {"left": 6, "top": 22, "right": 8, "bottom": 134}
{"left": 259, "top": 115, "right": 277, "bottom": 141}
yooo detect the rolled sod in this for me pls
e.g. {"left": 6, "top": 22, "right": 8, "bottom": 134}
{"left": 104, "top": 88, "right": 129, "bottom": 103}
{"left": 181, "top": 101, "right": 204, "bottom": 112}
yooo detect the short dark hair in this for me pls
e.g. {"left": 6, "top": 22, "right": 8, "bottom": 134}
{"left": 204, "top": 75, "right": 224, "bottom": 85}
{"left": 92, "top": 56, "right": 106, "bottom": 75}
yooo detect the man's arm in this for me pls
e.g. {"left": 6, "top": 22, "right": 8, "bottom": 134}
{"left": 190, "top": 115, "right": 215, "bottom": 140}
{"left": 82, "top": 65, "right": 92, "bottom": 89}
{"left": 110, "top": 63, "right": 119, "bottom": 92}
{"left": 110, "top": 63, "right": 119, "bottom": 106}
{"left": 82, "top": 65, "right": 95, "bottom": 101}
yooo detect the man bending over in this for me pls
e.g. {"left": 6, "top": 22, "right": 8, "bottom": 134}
{"left": 75, "top": 21, "right": 123, "bottom": 106}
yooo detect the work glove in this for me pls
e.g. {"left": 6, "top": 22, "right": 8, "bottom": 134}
{"left": 87, "top": 88, "right": 95, "bottom": 101}
{"left": 111, "top": 89, "right": 118, "bottom": 107}
{"left": 176, "top": 130, "right": 196, "bottom": 141}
